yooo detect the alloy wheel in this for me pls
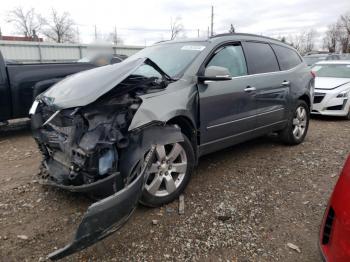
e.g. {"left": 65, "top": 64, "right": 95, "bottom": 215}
{"left": 145, "top": 143, "right": 187, "bottom": 197}
{"left": 292, "top": 106, "right": 307, "bottom": 139}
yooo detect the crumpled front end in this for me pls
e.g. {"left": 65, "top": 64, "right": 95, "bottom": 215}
{"left": 31, "top": 57, "right": 172, "bottom": 194}
{"left": 29, "top": 59, "right": 184, "bottom": 260}
{"left": 32, "top": 92, "right": 141, "bottom": 196}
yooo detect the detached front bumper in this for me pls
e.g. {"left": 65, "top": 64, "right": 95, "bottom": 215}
{"left": 312, "top": 89, "right": 350, "bottom": 116}
{"left": 39, "top": 125, "right": 184, "bottom": 260}
{"left": 48, "top": 147, "right": 153, "bottom": 260}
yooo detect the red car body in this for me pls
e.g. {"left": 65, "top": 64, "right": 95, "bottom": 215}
{"left": 320, "top": 155, "right": 350, "bottom": 262}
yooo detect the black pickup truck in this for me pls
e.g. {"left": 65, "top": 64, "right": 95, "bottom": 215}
{"left": 0, "top": 51, "right": 96, "bottom": 124}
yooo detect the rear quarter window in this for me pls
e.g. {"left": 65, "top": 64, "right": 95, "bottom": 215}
{"left": 272, "top": 44, "right": 302, "bottom": 70}
{"left": 242, "top": 42, "right": 280, "bottom": 74}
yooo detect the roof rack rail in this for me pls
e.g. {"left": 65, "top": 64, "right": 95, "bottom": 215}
{"left": 209, "top": 32, "right": 285, "bottom": 43}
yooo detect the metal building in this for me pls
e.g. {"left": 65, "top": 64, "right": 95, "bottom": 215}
{"left": 0, "top": 40, "right": 144, "bottom": 63}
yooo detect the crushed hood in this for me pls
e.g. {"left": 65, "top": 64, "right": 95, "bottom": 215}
{"left": 315, "top": 77, "right": 350, "bottom": 90}
{"left": 40, "top": 58, "right": 147, "bottom": 109}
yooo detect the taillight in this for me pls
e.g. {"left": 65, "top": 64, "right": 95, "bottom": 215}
{"left": 311, "top": 71, "right": 316, "bottom": 78}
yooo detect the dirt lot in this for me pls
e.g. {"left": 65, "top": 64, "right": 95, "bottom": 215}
{"left": 0, "top": 117, "right": 349, "bottom": 261}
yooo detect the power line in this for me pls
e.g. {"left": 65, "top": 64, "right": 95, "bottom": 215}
{"left": 75, "top": 23, "right": 200, "bottom": 33}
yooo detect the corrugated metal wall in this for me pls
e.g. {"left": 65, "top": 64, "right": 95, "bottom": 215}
{"left": 0, "top": 40, "right": 144, "bottom": 63}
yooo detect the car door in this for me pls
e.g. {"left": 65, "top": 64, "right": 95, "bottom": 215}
{"left": 198, "top": 43, "right": 256, "bottom": 153}
{"left": 241, "top": 41, "right": 289, "bottom": 127}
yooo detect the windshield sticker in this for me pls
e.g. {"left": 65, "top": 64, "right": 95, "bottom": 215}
{"left": 181, "top": 45, "right": 206, "bottom": 51}
{"left": 312, "top": 66, "right": 322, "bottom": 71}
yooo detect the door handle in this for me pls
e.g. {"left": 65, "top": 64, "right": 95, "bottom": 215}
{"left": 244, "top": 86, "right": 256, "bottom": 92}
{"left": 281, "top": 81, "right": 290, "bottom": 86}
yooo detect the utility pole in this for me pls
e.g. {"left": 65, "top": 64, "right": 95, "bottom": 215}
{"left": 210, "top": 5, "right": 214, "bottom": 36}
{"left": 76, "top": 26, "right": 80, "bottom": 43}
{"left": 114, "top": 25, "right": 118, "bottom": 46}
{"left": 207, "top": 26, "right": 209, "bottom": 38}
{"left": 197, "top": 29, "right": 200, "bottom": 38}
{"left": 94, "top": 25, "right": 97, "bottom": 41}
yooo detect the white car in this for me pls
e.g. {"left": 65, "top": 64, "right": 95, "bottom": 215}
{"left": 311, "top": 61, "right": 350, "bottom": 119}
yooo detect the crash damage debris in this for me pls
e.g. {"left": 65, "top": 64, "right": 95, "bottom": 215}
{"left": 287, "top": 242, "right": 301, "bottom": 253}
{"left": 179, "top": 194, "right": 185, "bottom": 215}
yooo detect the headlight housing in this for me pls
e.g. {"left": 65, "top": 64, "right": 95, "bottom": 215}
{"left": 337, "top": 90, "right": 349, "bottom": 98}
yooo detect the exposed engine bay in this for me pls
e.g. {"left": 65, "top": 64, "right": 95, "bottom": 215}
{"left": 30, "top": 58, "right": 184, "bottom": 260}
{"left": 32, "top": 59, "right": 170, "bottom": 194}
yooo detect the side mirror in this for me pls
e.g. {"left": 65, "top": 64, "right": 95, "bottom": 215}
{"left": 198, "top": 66, "right": 232, "bottom": 82}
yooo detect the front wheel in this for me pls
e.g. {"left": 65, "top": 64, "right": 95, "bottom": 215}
{"left": 279, "top": 100, "right": 310, "bottom": 145}
{"left": 140, "top": 134, "right": 195, "bottom": 207}
{"left": 346, "top": 107, "right": 350, "bottom": 120}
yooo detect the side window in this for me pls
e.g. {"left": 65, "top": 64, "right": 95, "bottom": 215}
{"left": 272, "top": 44, "right": 302, "bottom": 70}
{"left": 243, "top": 42, "right": 279, "bottom": 74}
{"left": 207, "top": 45, "right": 247, "bottom": 77}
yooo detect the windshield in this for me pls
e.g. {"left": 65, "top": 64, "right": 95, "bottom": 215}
{"left": 312, "top": 64, "right": 350, "bottom": 78}
{"left": 126, "top": 42, "right": 208, "bottom": 78}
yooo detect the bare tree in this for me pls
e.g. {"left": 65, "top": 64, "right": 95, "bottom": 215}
{"left": 288, "top": 29, "right": 316, "bottom": 55}
{"left": 288, "top": 33, "right": 304, "bottom": 53}
{"left": 304, "top": 29, "right": 317, "bottom": 53}
{"left": 170, "top": 17, "right": 183, "bottom": 40}
{"left": 7, "top": 7, "right": 42, "bottom": 37}
{"left": 229, "top": 24, "right": 235, "bottom": 33}
{"left": 41, "top": 9, "right": 76, "bottom": 43}
{"left": 323, "top": 24, "right": 339, "bottom": 52}
{"left": 337, "top": 12, "right": 350, "bottom": 53}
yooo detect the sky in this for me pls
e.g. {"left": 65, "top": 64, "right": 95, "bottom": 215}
{"left": 0, "top": 0, "right": 349, "bottom": 47}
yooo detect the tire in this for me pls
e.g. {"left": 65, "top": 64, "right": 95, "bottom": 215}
{"left": 346, "top": 107, "right": 350, "bottom": 120}
{"left": 280, "top": 100, "right": 310, "bottom": 145}
{"left": 140, "top": 134, "right": 195, "bottom": 207}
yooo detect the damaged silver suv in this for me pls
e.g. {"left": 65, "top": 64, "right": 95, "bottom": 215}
{"left": 30, "top": 33, "right": 313, "bottom": 259}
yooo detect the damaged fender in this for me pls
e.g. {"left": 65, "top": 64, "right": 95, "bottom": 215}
{"left": 48, "top": 125, "right": 183, "bottom": 260}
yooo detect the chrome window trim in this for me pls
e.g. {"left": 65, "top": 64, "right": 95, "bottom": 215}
{"left": 197, "top": 38, "right": 303, "bottom": 80}
{"left": 223, "top": 62, "right": 302, "bottom": 81}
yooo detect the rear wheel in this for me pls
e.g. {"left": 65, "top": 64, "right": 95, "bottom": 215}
{"left": 140, "top": 134, "right": 195, "bottom": 207}
{"left": 280, "top": 100, "right": 310, "bottom": 145}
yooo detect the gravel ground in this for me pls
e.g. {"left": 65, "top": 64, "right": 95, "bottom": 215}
{"left": 0, "top": 117, "right": 349, "bottom": 261}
